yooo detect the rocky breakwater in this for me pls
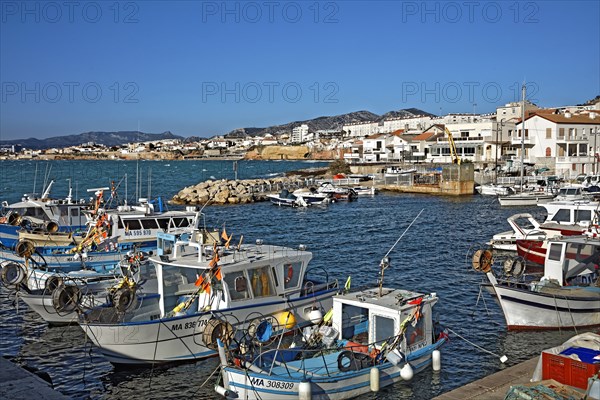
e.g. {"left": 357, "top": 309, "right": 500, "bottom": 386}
{"left": 171, "top": 176, "right": 306, "bottom": 205}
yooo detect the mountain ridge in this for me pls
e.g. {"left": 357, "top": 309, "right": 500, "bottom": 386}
{"left": 1, "top": 108, "right": 435, "bottom": 149}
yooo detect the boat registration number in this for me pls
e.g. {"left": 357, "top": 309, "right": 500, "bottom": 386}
{"left": 125, "top": 229, "right": 152, "bottom": 237}
{"left": 250, "top": 378, "right": 294, "bottom": 389}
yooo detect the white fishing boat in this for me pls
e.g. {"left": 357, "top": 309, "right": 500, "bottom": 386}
{"left": 266, "top": 190, "right": 306, "bottom": 207}
{"left": 476, "top": 236, "right": 600, "bottom": 330}
{"left": 316, "top": 183, "right": 358, "bottom": 201}
{"left": 9, "top": 250, "right": 151, "bottom": 325}
{"left": 351, "top": 185, "right": 378, "bottom": 196}
{"left": 78, "top": 227, "right": 340, "bottom": 364}
{"left": 216, "top": 286, "right": 446, "bottom": 400}
{"left": 0, "top": 180, "right": 89, "bottom": 248}
{"left": 0, "top": 194, "right": 198, "bottom": 291}
{"left": 292, "top": 188, "right": 331, "bottom": 205}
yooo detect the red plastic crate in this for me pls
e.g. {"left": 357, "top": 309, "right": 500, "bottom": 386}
{"left": 542, "top": 350, "right": 600, "bottom": 389}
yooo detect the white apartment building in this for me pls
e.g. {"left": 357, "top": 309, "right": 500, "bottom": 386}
{"left": 380, "top": 116, "right": 433, "bottom": 133}
{"left": 342, "top": 121, "right": 379, "bottom": 138}
{"left": 513, "top": 112, "right": 600, "bottom": 177}
{"left": 291, "top": 124, "right": 309, "bottom": 143}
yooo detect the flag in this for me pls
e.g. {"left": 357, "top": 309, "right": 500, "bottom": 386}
{"left": 208, "top": 252, "right": 220, "bottom": 269}
{"left": 195, "top": 275, "right": 205, "bottom": 287}
{"left": 214, "top": 266, "right": 222, "bottom": 281}
{"left": 344, "top": 276, "right": 351, "bottom": 292}
{"left": 408, "top": 297, "right": 423, "bottom": 305}
{"left": 221, "top": 226, "right": 229, "bottom": 241}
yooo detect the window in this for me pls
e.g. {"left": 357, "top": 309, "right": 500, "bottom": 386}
{"left": 546, "top": 147, "right": 551, "bottom": 157}
{"left": 223, "top": 271, "right": 250, "bottom": 301}
{"left": 559, "top": 128, "right": 565, "bottom": 138}
{"left": 405, "top": 312, "right": 426, "bottom": 347}
{"left": 373, "top": 315, "right": 395, "bottom": 345}
{"left": 546, "top": 128, "right": 552, "bottom": 139}
{"left": 574, "top": 209, "right": 592, "bottom": 223}
{"left": 125, "top": 219, "right": 142, "bottom": 230}
{"left": 551, "top": 209, "right": 570, "bottom": 223}
{"left": 69, "top": 207, "right": 79, "bottom": 217}
{"left": 141, "top": 219, "right": 159, "bottom": 229}
{"left": 283, "top": 262, "right": 302, "bottom": 289}
{"left": 157, "top": 218, "right": 170, "bottom": 229}
{"left": 249, "top": 266, "right": 275, "bottom": 298}
{"left": 548, "top": 243, "right": 563, "bottom": 261}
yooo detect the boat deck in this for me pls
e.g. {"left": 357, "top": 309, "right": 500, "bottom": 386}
{"left": 433, "top": 356, "right": 539, "bottom": 400}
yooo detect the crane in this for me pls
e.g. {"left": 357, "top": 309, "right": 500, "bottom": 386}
{"left": 444, "top": 126, "right": 461, "bottom": 165}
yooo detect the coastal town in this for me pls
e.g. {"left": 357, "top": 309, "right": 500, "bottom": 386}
{"left": 3, "top": 97, "right": 600, "bottom": 182}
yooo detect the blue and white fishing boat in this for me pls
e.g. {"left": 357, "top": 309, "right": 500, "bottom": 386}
{"left": 0, "top": 180, "right": 89, "bottom": 248}
{"left": 215, "top": 281, "right": 447, "bottom": 399}
{"left": 0, "top": 196, "right": 198, "bottom": 291}
{"left": 78, "top": 226, "right": 340, "bottom": 364}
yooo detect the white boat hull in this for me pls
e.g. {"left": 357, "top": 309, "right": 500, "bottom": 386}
{"left": 498, "top": 193, "right": 555, "bottom": 206}
{"left": 80, "top": 289, "right": 337, "bottom": 364}
{"left": 19, "top": 290, "right": 109, "bottom": 325}
{"left": 487, "top": 273, "right": 600, "bottom": 330}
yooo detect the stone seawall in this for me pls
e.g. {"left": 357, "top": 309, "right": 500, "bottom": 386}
{"left": 171, "top": 176, "right": 308, "bottom": 205}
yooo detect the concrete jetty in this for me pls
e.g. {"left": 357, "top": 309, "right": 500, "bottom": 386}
{"left": 434, "top": 357, "right": 540, "bottom": 400}
{"left": 0, "top": 357, "right": 68, "bottom": 399}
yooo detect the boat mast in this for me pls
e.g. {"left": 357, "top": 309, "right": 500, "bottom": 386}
{"left": 520, "top": 84, "right": 526, "bottom": 193}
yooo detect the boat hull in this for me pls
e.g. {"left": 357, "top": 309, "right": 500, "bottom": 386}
{"left": 80, "top": 288, "right": 338, "bottom": 365}
{"left": 487, "top": 273, "right": 600, "bottom": 330}
{"left": 221, "top": 340, "right": 445, "bottom": 400}
{"left": 498, "top": 193, "right": 555, "bottom": 206}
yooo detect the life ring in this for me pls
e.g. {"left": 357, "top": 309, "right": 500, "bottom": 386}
{"left": 472, "top": 249, "right": 493, "bottom": 273}
{"left": 202, "top": 318, "right": 233, "bottom": 349}
{"left": 51, "top": 284, "right": 82, "bottom": 313}
{"left": 337, "top": 350, "right": 372, "bottom": 372}
{"left": 45, "top": 275, "right": 63, "bottom": 292}
{"left": 111, "top": 286, "right": 138, "bottom": 313}
{"left": 15, "top": 239, "right": 35, "bottom": 259}
{"left": 0, "top": 262, "right": 26, "bottom": 286}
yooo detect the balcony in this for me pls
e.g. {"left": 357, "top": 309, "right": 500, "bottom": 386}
{"left": 556, "top": 134, "right": 589, "bottom": 142}
{"left": 510, "top": 136, "right": 534, "bottom": 145}
{"left": 556, "top": 155, "right": 594, "bottom": 163}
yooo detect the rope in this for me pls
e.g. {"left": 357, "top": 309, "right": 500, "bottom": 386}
{"left": 446, "top": 327, "right": 507, "bottom": 363}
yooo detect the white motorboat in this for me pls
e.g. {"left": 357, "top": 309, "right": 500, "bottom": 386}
{"left": 78, "top": 228, "right": 340, "bottom": 364}
{"left": 476, "top": 184, "right": 515, "bottom": 196}
{"left": 497, "top": 191, "right": 556, "bottom": 206}
{"left": 476, "top": 236, "right": 600, "bottom": 330}
{"left": 489, "top": 201, "right": 600, "bottom": 252}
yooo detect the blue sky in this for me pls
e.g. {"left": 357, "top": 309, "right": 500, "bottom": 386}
{"left": 1, "top": 0, "right": 599, "bottom": 140}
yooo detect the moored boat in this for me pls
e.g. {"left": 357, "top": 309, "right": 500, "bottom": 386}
{"left": 476, "top": 235, "right": 600, "bottom": 330}
{"left": 215, "top": 281, "right": 446, "bottom": 399}
{"left": 78, "top": 226, "right": 339, "bottom": 364}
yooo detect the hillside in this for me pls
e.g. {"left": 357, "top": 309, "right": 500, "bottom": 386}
{"left": 0, "top": 131, "right": 183, "bottom": 150}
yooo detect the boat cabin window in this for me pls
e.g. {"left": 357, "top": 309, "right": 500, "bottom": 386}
{"left": 283, "top": 262, "right": 302, "bottom": 289}
{"left": 405, "top": 313, "right": 426, "bottom": 348}
{"left": 69, "top": 207, "right": 79, "bottom": 217}
{"left": 567, "top": 242, "right": 596, "bottom": 262}
{"left": 373, "top": 315, "right": 395, "bottom": 345}
{"left": 141, "top": 219, "right": 159, "bottom": 229}
{"left": 340, "top": 304, "right": 369, "bottom": 339}
{"left": 250, "top": 266, "right": 275, "bottom": 297}
{"left": 573, "top": 210, "right": 592, "bottom": 223}
{"left": 158, "top": 236, "right": 174, "bottom": 255}
{"left": 550, "top": 209, "right": 570, "bottom": 223}
{"left": 157, "top": 218, "right": 170, "bottom": 230}
{"left": 548, "top": 243, "right": 563, "bottom": 261}
{"left": 172, "top": 217, "right": 191, "bottom": 228}
{"left": 224, "top": 271, "right": 250, "bottom": 301}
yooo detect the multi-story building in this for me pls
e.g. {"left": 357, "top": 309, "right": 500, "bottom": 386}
{"left": 291, "top": 124, "right": 309, "bottom": 143}
{"left": 513, "top": 111, "right": 600, "bottom": 177}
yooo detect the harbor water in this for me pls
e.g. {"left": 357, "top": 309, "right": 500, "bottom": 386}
{"left": 0, "top": 160, "right": 588, "bottom": 399}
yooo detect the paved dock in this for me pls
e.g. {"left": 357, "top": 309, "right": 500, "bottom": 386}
{"left": 0, "top": 357, "right": 69, "bottom": 399}
{"left": 434, "top": 356, "right": 540, "bottom": 400}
